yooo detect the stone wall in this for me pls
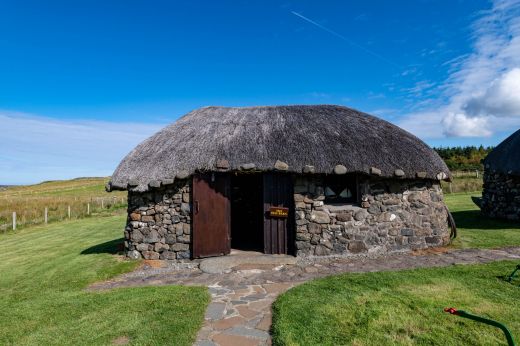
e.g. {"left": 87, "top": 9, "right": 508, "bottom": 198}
{"left": 293, "top": 175, "right": 450, "bottom": 257}
{"left": 481, "top": 171, "right": 520, "bottom": 220}
{"left": 125, "top": 179, "right": 192, "bottom": 260}
{"left": 123, "top": 174, "right": 451, "bottom": 260}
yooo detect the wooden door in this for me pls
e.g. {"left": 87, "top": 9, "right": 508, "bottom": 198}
{"left": 192, "top": 173, "right": 231, "bottom": 258}
{"left": 263, "top": 173, "right": 294, "bottom": 255}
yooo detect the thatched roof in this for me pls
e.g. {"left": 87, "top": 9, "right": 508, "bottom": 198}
{"left": 484, "top": 128, "right": 520, "bottom": 176}
{"left": 109, "top": 105, "right": 450, "bottom": 192}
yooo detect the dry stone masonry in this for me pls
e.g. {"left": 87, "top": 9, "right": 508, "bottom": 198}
{"left": 293, "top": 176, "right": 450, "bottom": 257}
{"left": 481, "top": 171, "right": 520, "bottom": 220}
{"left": 125, "top": 180, "right": 192, "bottom": 260}
{"left": 124, "top": 174, "right": 452, "bottom": 260}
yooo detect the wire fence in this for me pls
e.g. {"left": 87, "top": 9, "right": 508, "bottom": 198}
{"left": 451, "top": 170, "right": 483, "bottom": 179}
{"left": 0, "top": 196, "right": 127, "bottom": 233}
{"left": 442, "top": 170, "right": 483, "bottom": 194}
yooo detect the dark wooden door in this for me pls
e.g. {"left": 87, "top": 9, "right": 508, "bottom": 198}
{"left": 263, "top": 173, "right": 294, "bottom": 255}
{"left": 192, "top": 173, "right": 231, "bottom": 258}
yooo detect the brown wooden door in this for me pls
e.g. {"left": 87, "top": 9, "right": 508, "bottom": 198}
{"left": 192, "top": 173, "right": 231, "bottom": 258}
{"left": 263, "top": 173, "right": 294, "bottom": 255}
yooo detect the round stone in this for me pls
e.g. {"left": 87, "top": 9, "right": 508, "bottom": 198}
{"left": 303, "top": 165, "right": 315, "bottom": 174}
{"left": 394, "top": 169, "right": 405, "bottom": 177}
{"left": 240, "top": 163, "right": 256, "bottom": 170}
{"left": 334, "top": 165, "right": 347, "bottom": 175}
{"left": 176, "top": 170, "right": 190, "bottom": 179}
{"left": 274, "top": 160, "right": 289, "bottom": 171}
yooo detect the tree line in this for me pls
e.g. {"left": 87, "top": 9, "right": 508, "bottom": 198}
{"left": 434, "top": 146, "right": 493, "bottom": 171}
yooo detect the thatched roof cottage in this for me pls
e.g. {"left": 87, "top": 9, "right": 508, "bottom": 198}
{"left": 108, "top": 105, "right": 452, "bottom": 260}
{"left": 481, "top": 129, "right": 520, "bottom": 220}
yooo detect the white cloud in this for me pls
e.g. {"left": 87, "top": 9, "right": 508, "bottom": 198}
{"left": 442, "top": 113, "right": 492, "bottom": 137}
{"left": 401, "top": 80, "right": 435, "bottom": 98}
{"left": 464, "top": 68, "right": 520, "bottom": 117}
{"left": 400, "top": 0, "right": 520, "bottom": 138}
{"left": 0, "top": 111, "right": 165, "bottom": 185}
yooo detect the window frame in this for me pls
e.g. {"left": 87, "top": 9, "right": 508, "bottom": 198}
{"left": 323, "top": 174, "right": 359, "bottom": 204}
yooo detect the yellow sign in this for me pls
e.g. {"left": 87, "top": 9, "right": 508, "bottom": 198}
{"left": 270, "top": 207, "right": 289, "bottom": 218}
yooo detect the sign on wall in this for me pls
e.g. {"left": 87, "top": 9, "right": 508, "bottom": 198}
{"left": 269, "top": 206, "right": 289, "bottom": 218}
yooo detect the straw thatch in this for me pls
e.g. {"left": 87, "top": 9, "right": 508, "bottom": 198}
{"left": 484, "top": 128, "right": 520, "bottom": 175}
{"left": 109, "top": 105, "right": 450, "bottom": 192}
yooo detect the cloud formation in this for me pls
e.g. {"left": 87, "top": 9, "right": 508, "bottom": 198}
{"left": 442, "top": 113, "right": 491, "bottom": 137}
{"left": 464, "top": 68, "right": 520, "bottom": 118}
{"left": 400, "top": 0, "right": 520, "bottom": 138}
{"left": 0, "top": 112, "right": 164, "bottom": 185}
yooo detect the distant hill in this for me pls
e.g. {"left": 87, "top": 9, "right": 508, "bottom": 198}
{"left": 0, "top": 177, "right": 126, "bottom": 231}
{"left": 0, "top": 177, "right": 119, "bottom": 198}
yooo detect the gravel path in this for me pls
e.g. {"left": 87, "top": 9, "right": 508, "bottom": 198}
{"left": 89, "top": 247, "right": 520, "bottom": 346}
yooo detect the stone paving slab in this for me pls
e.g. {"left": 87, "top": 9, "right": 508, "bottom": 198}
{"left": 88, "top": 246, "right": 520, "bottom": 345}
{"left": 200, "top": 254, "right": 297, "bottom": 274}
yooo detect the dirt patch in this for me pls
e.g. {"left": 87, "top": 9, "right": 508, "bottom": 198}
{"left": 112, "top": 336, "right": 130, "bottom": 345}
{"left": 113, "top": 255, "right": 129, "bottom": 262}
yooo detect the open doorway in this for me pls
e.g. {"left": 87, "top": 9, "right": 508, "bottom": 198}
{"left": 230, "top": 173, "right": 264, "bottom": 252}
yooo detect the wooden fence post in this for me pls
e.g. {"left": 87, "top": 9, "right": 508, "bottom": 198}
{"left": 101, "top": 199, "right": 104, "bottom": 209}
{"left": 45, "top": 207, "right": 48, "bottom": 224}
{"left": 12, "top": 212, "right": 16, "bottom": 231}
{"left": 449, "top": 182, "right": 453, "bottom": 194}
{"left": 87, "top": 203, "right": 90, "bottom": 215}
{"left": 68, "top": 205, "right": 71, "bottom": 219}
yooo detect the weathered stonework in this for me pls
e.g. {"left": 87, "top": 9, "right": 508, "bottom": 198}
{"left": 124, "top": 174, "right": 451, "bottom": 260}
{"left": 125, "top": 180, "right": 191, "bottom": 260}
{"left": 481, "top": 171, "right": 520, "bottom": 220}
{"left": 293, "top": 175, "right": 450, "bottom": 257}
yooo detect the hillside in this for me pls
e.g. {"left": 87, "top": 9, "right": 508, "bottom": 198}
{"left": 0, "top": 177, "right": 126, "bottom": 231}
{"left": 0, "top": 177, "right": 118, "bottom": 198}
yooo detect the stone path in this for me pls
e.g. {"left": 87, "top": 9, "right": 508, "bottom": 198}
{"left": 89, "top": 247, "right": 520, "bottom": 346}
{"left": 195, "top": 281, "right": 294, "bottom": 346}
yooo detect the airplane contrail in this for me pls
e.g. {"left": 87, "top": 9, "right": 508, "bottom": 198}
{"left": 291, "top": 11, "right": 401, "bottom": 69}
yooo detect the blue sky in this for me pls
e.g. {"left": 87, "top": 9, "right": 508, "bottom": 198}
{"left": 2, "top": 0, "right": 520, "bottom": 184}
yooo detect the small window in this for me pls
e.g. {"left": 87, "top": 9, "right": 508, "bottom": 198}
{"left": 324, "top": 175, "right": 357, "bottom": 203}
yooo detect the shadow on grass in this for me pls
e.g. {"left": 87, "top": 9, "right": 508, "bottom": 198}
{"left": 451, "top": 210, "right": 520, "bottom": 230}
{"left": 496, "top": 275, "right": 520, "bottom": 284}
{"left": 81, "top": 238, "right": 124, "bottom": 255}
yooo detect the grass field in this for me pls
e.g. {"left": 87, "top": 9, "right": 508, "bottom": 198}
{"left": 0, "top": 215, "right": 209, "bottom": 345}
{"left": 0, "top": 178, "right": 126, "bottom": 231}
{"left": 446, "top": 192, "right": 520, "bottom": 248}
{"left": 272, "top": 261, "right": 520, "bottom": 345}
{"left": 441, "top": 171, "right": 482, "bottom": 194}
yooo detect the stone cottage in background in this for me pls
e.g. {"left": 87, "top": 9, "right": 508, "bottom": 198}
{"left": 481, "top": 129, "right": 520, "bottom": 220}
{"left": 107, "top": 105, "right": 454, "bottom": 260}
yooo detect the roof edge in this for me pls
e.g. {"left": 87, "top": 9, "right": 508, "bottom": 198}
{"left": 108, "top": 167, "right": 451, "bottom": 193}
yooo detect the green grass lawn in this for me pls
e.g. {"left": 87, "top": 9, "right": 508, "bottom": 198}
{"left": 272, "top": 261, "right": 520, "bottom": 345}
{"left": 272, "top": 193, "right": 520, "bottom": 345}
{"left": 446, "top": 192, "right": 520, "bottom": 249}
{"left": 0, "top": 214, "right": 209, "bottom": 346}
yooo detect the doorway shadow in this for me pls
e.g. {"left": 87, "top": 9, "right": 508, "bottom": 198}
{"left": 231, "top": 174, "right": 264, "bottom": 252}
{"left": 81, "top": 238, "right": 124, "bottom": 255}
{"left": 452, "top": 210, "right": 520, "bottom": 230}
